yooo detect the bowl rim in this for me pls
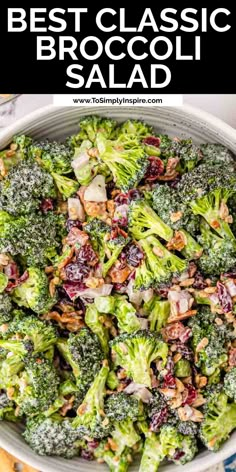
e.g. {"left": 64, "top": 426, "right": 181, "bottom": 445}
{"left": 0, "top": 103, "right": 236, "bottom": 472}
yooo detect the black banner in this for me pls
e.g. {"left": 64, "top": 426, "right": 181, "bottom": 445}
{"left": 0, "top": 3, "right": 235, "bottom": 93}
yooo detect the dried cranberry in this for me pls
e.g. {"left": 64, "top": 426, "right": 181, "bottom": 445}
{"left": 145, "top": 156, "right": 165, "bottom": 182}
{"left": 150, "top": 406, "right": 169, "bottom": 432}
{"left": 81, "top": 449, "right": 94, "bottom": 461}
{"left": 172, "top": 450, "right": 185, "bottom": 461}
{"left": 40, "top": 198, "right": 54, "bottom": 213}
{"left": 128, "top": 189, "right": 142, "bottom": 201}
{"left": 113, "top": 281, "right": 128, "bottom": 293}
{"left": 173, "top": 342, "right": 193, "bottom": 361}
{"left": 66, "top": 219, "right": 83, "bottom": 232}
{"left": 121, "top": 243, "right": 144, "bottom": 267}
{"left": 163, "top": 373, "right": 176, "bottom": 388}
{"left": 6, "top": 270, "right": 29, "bottom": 292}
{"left": 77, "top": 245, "right": 98, "bottom": 266}
{"left": 65, "top": 263, "right": 90, "bottom": 282}
{"left": 143, "top": 136, "right": 161, "bottom": 147}
{"left": 87, "top": 440, "right": 99, "bottom": 450}
{"left": 192, "top": 272, "right": 207, "bottom": 290}
{"left": 182, "top": 384, "right": 197, "bottom": 406}
{"left": 217, "top": 281, "right": 233, "bottom": 313}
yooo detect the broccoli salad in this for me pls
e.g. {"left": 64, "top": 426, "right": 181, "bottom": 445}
{"left": 0, "top": 116, "right": 236, "bottom": 470}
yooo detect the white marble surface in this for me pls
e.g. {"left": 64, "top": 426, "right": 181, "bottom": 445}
{"left": 0, "top": 94, "right": 236, "bottom": 129}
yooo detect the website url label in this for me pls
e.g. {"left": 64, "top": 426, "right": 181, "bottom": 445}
{"left": 53, "top": 94, "right": 183, "bottom": 107}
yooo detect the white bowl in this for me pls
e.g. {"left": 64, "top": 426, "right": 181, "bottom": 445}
{"left": 1, "top": 104, "right": 236, "bottom": 472}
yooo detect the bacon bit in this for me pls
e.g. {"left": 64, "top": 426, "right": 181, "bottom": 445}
{"left": 179, "top": 278, "right": 195, "bottom": 287}
{"left": 108, "top": 438, "right": 118, "bottom": 452}
{"left": 167, "top": 230, "right": 187, "bottom": 251}
{"left": 152, "top": 246, "right": 164, "bottom": 258}
{"left": 77, "top": 403, "right": 87, "bottom": 415}
{"left": 162, "top": 322, "right": 187, "bottom": 341}
{"left": 168, "top": 310, "right": 197, "bottom": 323}
{"left": 210, "top": 220, "right": 220, "bottom": 229}
{"left": 66, "top": 228, "right": 89, "bottom": 246}
{"left": 229, "top": 348, "right": 236, "bottom": 367}
{"left": 196, "top": 337, "right": 209, "bottom": 353}
{"left": 84, "top": 201, "right": 107, "bottom": 218}
{"left": 42, "top": 311, "right": 85, "bottom": 332}
{"left": 109, "top": 264, "right": 131, "bottom": 283}
{"left": 170, "top": 211, "right": 183, "bottom": 223}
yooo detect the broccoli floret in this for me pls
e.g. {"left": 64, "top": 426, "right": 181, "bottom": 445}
{"left": 0, "top": 211, "right": 65, "bottom": 267}
{"left": 1, "top": 315, "right": 57, "bottom": 354}
{"left": 110, "top": 331, "right": 168, "bottom": 388}
{"left": 23, "top": 414, "right": 81, "bottom": 457}
{"left": 118, "top": 119, "right": 152, "bottom": 140}
{"left": 0, "top": 391, "right": 18, "bottom": 422}
{"left": 197, "top": 220, "right": 236, "bottom": 276}
{"left": 15, "top": 356, "right": 60, "bottom": 415}
{"left": 151, "top": 184, "right": 200, "bottom": 235}
{"left": 190, "top": 188, "right": 235, "bottom": 241}
{"left": 160, "top": 424, "right": 198, "bottom": 465}
{"left": 111, "top": 295, "right": 142, "bottom": 333}
{"left": 0, "top": 272, "right": 8, "bottom": 294}
{"left": 29, "top": 140, "right": 73, "bottom": 174}
{"left": 162, "top": 138, "right": 202, "bottom": 174}
{"left": 57, "top": 328, "right": 103, "bottom": 394}
{"left": 138, "top": 422, "right": 165, "bottom": 472}
{"left": 51, "top": 172, "right": 79, "bottom": 199}
{"left": 85, "top": 304, "right": 110, "bottom": 355}
{"left": 188, "top": 307, "right": 228, "bottom": 376}
{"left": 13, "top": 135, "right": 33, "bottom": 155}
{"left": 177, "top": 163, "right": 236, "bottom": 202}
{"left": 134, "top": 236, "right": 187, "bottom": 291}
{"left": 0, "top": 338, "right": 34, "bottom": 358}
{"left": 72, "top": 363, "right": 111, "bottom": 438}
{"left": 85, "top": 218, "right": 129, "bottom": 276}
{"left": 200, "top": 390, "right": 236, "bottom": 451}
{"left": 224, "top": 367, "right": 236, "bottom": 401}
{"left": 106, "top": 371, "right": 119, "bottom": 390}
{"left": 12, "top": 267, "right": 56, "bottom": 314}
{"left": 0, "top": 160, "right": 56, "bottom": 216}
{"left": 147, "top": 298, "right": 170, "bottom": 332}
{"left": 0, "top": 355, "right": 25, "bottom": 389}
{"left": 177, "top": 420, "right": 199, "bottom": 437}
{"left": 0, "top": 292, "right": 13, "bottom": 324}
{"left": 200, "top": 143, "right": 235, "bottom": 169}
{"left": 94, "top": 441, "right": 132, "bottom": 472}
{"left": 111, "top": 419, "right": 141, "bottom": 455}
{"left": 97, "top": 133, "right": 148, "bottom": 192}
{"left": 174, "top": 359, "right": 191, "bottom": 377}
{"left": 80, "top": 116, "right": 117, "bottom": 143}
{"left": 105, "top": 392, "right": 144, "bottom": 422}
{"left": 128, "top": 199, "right": 173, "bottom": 242}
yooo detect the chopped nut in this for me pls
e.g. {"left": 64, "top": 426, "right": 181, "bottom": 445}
{"left": 0, "top": 254, "right": 9, "bottom": 265}
{"left": 192, "top": 394, "right": 206, "bottom": 407}
{"left": 159, "top": 388, "right": 177, "bottom": 399}
{"left": 108, "top": 438, "right": 118, "bottom": 451}
{"left": 179, "top": 278, "right": 195, "bottom": 287}
{"left": 167, "top": 231, "right": 187, "bottom": 252}
{"left": 175, "top": 378, "right": 185, "bottom": 392}
{"left": 7, "top": 387, "right": 15, "bottom": 399}
{"left": 77, "top": 403, "right": 87, "bottom": 415}
{"left": 204, "top": 286, "right": 217, "bottom": 294}
{"left": 152, "top": 246, "right": 164, "bottom": 258}
{"left": 195, "top": 375, "right": 207, "bottom": 388}
{"left": 168, "top": 309, "right": 197, "bottom": 323}
{"left": 169, "top": 392, "right": 183, "bottom": 409}
{"left": 173, "top": 353, "right": 182, "bottom": 363}
{"left": 6, "top": 149, "right": 16, "bottom": 158}
{"left": 10, "top": 143, "right": 18, "bottom": 151}
{"left": 196, "top": 337, "right": 209, "bottom": 352}
{"left": 88, "top": 147, "right": 98, "bottom": 158}
{"left": 182, "top": 376, "right": 192, "bottom": 385}
{"left": 102, "top": 417, "right": 109, "bottom": 426}
{"left": 215, "top": 317, "right": 223, "bottom": 326}
{"left": 45, "top": 265, "right": 54, "bottom": 274}
{"left": 86, "top": 277, "right": 103, "bottom": 289}
{"left": 178, "top": 405, "right": 204, "bottom": 422}
{"left": 170, "top": 211, "right": 183, "bottom": 222}
{"left": 210, "top": 220, "right": 220, "bottom": 229}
